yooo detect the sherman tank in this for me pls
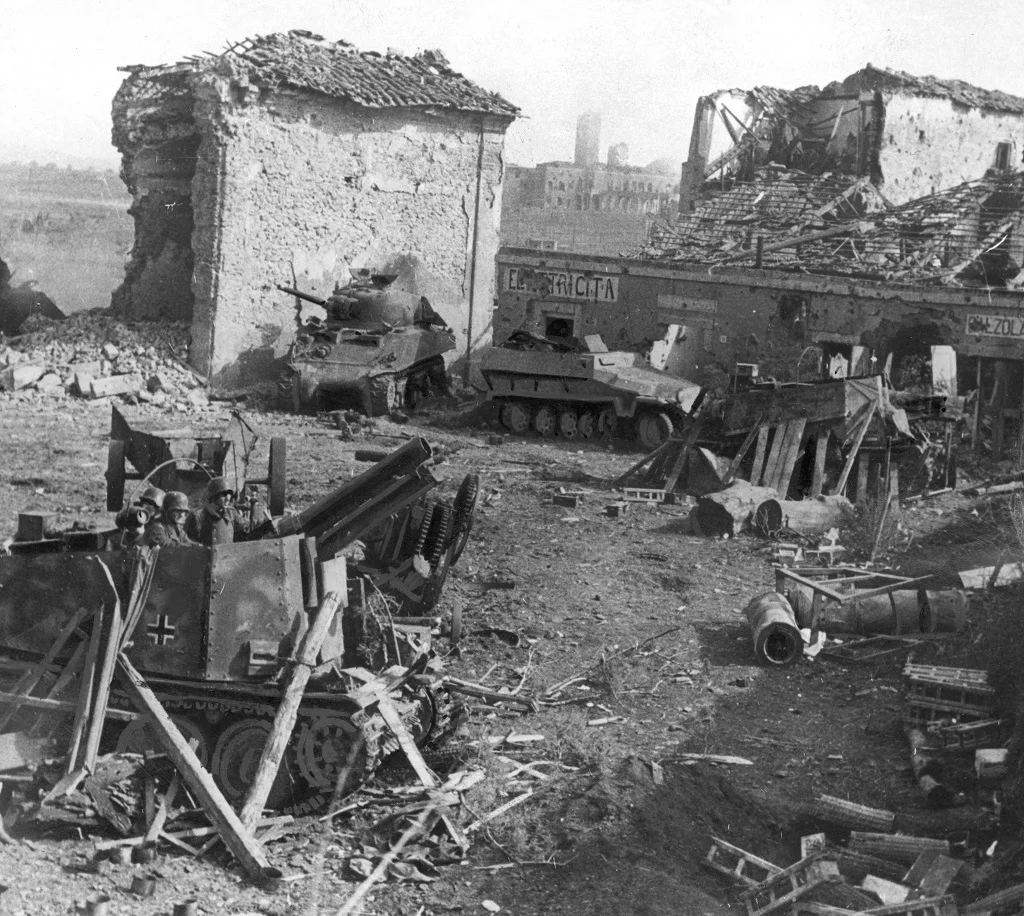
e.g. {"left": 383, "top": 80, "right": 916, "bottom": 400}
{"left": 479, "top": 330, "right": 704, "bottom": 449}
{"left": 0, "top": 439, "right": 476, "bottom": 815}
{"left": 282, "top": 270, "right": 456, "bottom": 417}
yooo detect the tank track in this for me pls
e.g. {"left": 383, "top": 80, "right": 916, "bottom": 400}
{"left": 495, "top": 397, "right": 686, "bottom": 449}
{"left": 101, "top": 681, "right": 453, "bottom": 816}
{"left": 367, "top": 355, "right": 449, "bottom": 417}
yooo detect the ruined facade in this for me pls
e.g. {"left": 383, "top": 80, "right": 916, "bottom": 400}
{"left": 111, "top": 31, "right": 518, "bottom": 385}
{"left": 682, "top": 65, "right": 1024, "bottom": 211}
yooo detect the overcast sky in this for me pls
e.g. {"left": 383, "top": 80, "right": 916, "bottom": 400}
{"left": 3, "top": 0, "right": 1024, "bottom": 171}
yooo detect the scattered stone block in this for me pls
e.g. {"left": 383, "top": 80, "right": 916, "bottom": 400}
{"left": 90, "top": 374, "right": 139, "bottom": 399}
{"left": 36, "top": 372, "right": 63, "bottom": 392}
{"left": 101, "top": 343, "right": 120, "bottom": 360}
{"left": 0, "top": 363, "right": 45, "bottom": 391}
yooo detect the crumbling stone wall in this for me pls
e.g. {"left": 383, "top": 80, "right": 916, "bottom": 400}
{"left": 187, "top": 78, "right": 507, "bottom": 385}
{"left": 876, "top": 94, "right": 1024, "bottom": 204}
{"left": 111, "top": 84, "right": 200, "bottom": 322}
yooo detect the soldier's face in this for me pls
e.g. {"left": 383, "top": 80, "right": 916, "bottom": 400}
{"left": 168, "top": 509, "right": 189, "bottom": 525}
{"left": 213, "top": 492, "right": 232, "bottom": 508}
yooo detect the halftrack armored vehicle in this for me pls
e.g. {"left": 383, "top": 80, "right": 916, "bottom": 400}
{"left": 479, "top": 331, "right": 703, "bottom": 449}
{"left": 283, "top": 270, "right": 456, "bottom": 417}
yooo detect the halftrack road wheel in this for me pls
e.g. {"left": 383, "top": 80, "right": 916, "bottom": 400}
{"left": 500, "top": 402, "right": 532, "bottom": 433}
{"left": 577, "top": 411, "right": 597, "bottom": 439}
{"left": 557, "top": 408, "right": 580, "bottom": 439}
{"left": 116, "top": 714, "right": 211, "bottom": 768}
{"left": 212, "top": 718, "right": 296, "bottom": 809}
{"left": 637, "top": 410, "right": 674, "bottom": 450}
{"left": 297, "top": 713, "right": 368, "bottom": 794}
{"left": 533, "top": 406, "right": 557, "bottom": 437}
{"left": 597, "top": 407, "right": 618, "bottom": 438}
{"left": 368, "top": 376, "right": 400, "bottom": 417}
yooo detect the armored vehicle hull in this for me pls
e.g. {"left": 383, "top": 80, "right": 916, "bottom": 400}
{"left": 479, "top": 334, "right": 703, "bottom": 449}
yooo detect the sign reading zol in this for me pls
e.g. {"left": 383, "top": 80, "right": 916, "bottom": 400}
{"left": 967, "top": 313, "right": 1024, "bottom": 338}
{"left": 504, "top": 267, "right": 618, "bottom": 302}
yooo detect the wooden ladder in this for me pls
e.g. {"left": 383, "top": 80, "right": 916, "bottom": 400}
{"left": 703, "top": 836, "right": 782, "bottom": 889}
{"left": 740, "top": 852, "right": 829, "bottom": 916}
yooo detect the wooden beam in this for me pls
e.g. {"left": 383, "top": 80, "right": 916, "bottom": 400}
{"left": 751, "top": 426, "right": 770, "bottom": 487}
{"left": 82, "top": 559, "right": 122, "bottom": 772}
{"left": 239, "top": 590, "right": 343, "bottom": 830}
{"left": 810, "top": 428, "right": 829, "bottom": 497}
{"left": 65, "top": 603, "right": 106, "bottom": 773}
{"left": 830, "top": 402, "right": 876, "bottom": 498}
{"left": 715, "top": 221, "right": 873, "bottom": 265}
{"left": 0, "top": 691, "right": 134, "bottom": 720}
{"left": 721, "top": 422, "right": 762, "bottom": 487}
{"left": 114, "top": 653, "right": 269, "bottom": 879}
{"left": 0, "top": 605, "right": 92, "bottom": 732}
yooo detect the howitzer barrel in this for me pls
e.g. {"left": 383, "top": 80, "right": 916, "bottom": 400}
{"left": 278, "top": 285, "right": 328, "bottom": 307}
{"left": 274, "top": 437, "right": 434, "bottom": 549}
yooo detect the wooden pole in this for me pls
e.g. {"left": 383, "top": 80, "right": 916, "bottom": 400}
{"left": 0, "top": 605, "right": 92, "bottom": 732}
{"left": 830, "top": 402, "right": 876, "bottom": 497}
{"left": 82, "top": 558, "right": 122, "bottom": 771}
{"left": 239, "top": 590, "right": 343, "bottom": 830}
{"left": 114, "top": 653, "right": 269, "bottom": 879}
{"left": 65, "top": 602, "right": 106, "bottom": 774}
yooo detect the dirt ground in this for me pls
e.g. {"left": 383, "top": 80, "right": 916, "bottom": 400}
{"left": 0, "top": 393, "right": 1022, "bottom": 916}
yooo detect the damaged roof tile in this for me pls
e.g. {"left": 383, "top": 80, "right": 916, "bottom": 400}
{"left": 120, "top": 30, "right": 519, "bottom": 118}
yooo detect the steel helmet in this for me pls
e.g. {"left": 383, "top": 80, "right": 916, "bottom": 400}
{"left": 206, "top": 476, "right": 235, "bottom": 500}
{"left": 139, "top": 486, "right": 165, "bottom": 509}
{"left": 163, "top": 491, "right": 190, "bottom": 513}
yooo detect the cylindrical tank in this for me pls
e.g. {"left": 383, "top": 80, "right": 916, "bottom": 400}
{"left": 744, "top": 592, "right": 802, "bottom": 666}
{"left": 922, "top": 590, "right": 969, "bottom": 633}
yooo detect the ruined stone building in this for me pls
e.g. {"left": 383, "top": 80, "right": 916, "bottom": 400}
{"left": 111, "top": 30, "right": 519, "bottom": 385}
{"left": 682, "top": 65, "right": 1024, "bottom": 211}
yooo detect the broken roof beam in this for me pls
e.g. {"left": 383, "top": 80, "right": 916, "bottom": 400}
{"left": 714, "top": 221, "right": 874, "bottom": 266}
{"left": 939, "top": 218, "right": 1015, "bottom": 284}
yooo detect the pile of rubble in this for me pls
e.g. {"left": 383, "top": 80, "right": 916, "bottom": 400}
{"left": 0, "top": 311, "right": 206, "bottom": 411}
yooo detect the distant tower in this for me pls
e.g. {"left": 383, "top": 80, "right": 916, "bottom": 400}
{"left": 574, "top": 112, "right": 601, "bottom": 168}
{"left": 607, "top": 142, "right": 629, "bottom": 168}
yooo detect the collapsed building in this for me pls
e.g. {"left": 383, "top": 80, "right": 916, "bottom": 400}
{"left": 680, "top": 64, "right": 1024, "bottom": 211}
{"left": 110, "top": 30, "right": 519, "bottom": 387}
{"left": 494, "top": 66, "right": 1024, "bottom": 460}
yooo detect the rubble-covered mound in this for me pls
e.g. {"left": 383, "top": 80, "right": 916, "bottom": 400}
{"left": 0, "top": 310, "right": 213, "bottom": 411}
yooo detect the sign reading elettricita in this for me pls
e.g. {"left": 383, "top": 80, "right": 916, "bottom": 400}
{"left": 966, "top": 313, "right": 1024, "bottom": 337}
{"left": 504, "top": 267, "right": 619, "bottom": 302}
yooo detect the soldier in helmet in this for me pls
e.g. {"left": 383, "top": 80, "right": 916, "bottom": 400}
{"left": 143, "top": 491, "right": 199, "bottom": 547}
{"left": 114, "top": 485, "right": 166, "bottom": 548}
{"left": 185, "top": 476, "right": 270, "bottom": 546}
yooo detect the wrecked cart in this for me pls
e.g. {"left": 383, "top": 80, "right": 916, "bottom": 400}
{"left": 105, "top": 405, "right": 287, "bottom": 516}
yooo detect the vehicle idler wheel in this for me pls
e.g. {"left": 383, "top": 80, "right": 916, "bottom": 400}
{"left": 636, "top": 411, "right": 674, "bottom": 450}
{"left": 557, "top": 408, "right": 580, "bottom": 439}
{"left": 500, "top": 401, "right": 531, "bottom": 434}
{"left": 368, "top": 377, "right": 399, "bottom": 417}
{"left": 533, "top": 406, "right": 557, "bottom": 437}
{"left": 296, "top": 714, "right": 368, "bottom": 794}
{"left": 211, "top": 718, "right": 296, "bottom": 809}
{"left": 597, "top": 407, "right": 618, "bottom": 438}
{"left": 577, "top": 411, "right": 597, "bottom": 439}
{"left": 116, "top": 715, "right": 210, "bottom": 769}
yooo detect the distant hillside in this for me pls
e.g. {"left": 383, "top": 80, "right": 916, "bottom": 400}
{"left": 0, "top": 162, "right": 130, "bottom": 204}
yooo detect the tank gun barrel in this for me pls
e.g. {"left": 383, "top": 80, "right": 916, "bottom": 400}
{"left": 272, "top": 437, "right": 437, "bottom": 556}
{"left": 278, "top": 285, "right": 329, "bottom": 307}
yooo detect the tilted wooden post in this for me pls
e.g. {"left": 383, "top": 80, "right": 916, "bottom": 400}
{"left": 239, "top": 589, "right": 344, "bottom": 830}
{"left": 115, "top": 653, "right": 269, "bottom": 879}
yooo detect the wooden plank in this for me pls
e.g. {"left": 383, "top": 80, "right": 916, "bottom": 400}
{"left": 809, "top": 428, "right": 829, "bottom": 497}
{"left": 751, "top": 427, "right": 770, "bottom": 486}
{"left": 856, "top": 452, "right": 871, "bottom": 505}
{"left": 144, "top": 738, "right": 196, "bottom": 844}
{"left": 830, "top": 402, "right": 876, "bottom": 497}
{"left": 761, "top": 424, "right": 790, "bottom": 491}
{"left": 722, "top": 423, "right": 762, "bottom": 487}
{"left": 239, "top": 590, "right": 343, "bottom": 830}
{"left": 65, "top": 603, "right": 106, "bottom": 773}
{"left": 114, "top": 653, "right": 269, "bottom": 879}
{"left": 83, "top": 559, "right": 122, "bottom": 772}
{"left": 663, "top": 420, "right": 704, "bottom": 493}
{"left": 0, "top": 692, "right": 136, "bottom": 721}
{"left": 769, "top": 418, "right": 807, "bottom": 497}
{"left": 613, "top": 439, "right": 674, "bottom": 487}
{"left": 375, "top": 692, "right": 438, "bottom": 788}
{"left": 0, "top": 605, "right": 92, "bottom": 732}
